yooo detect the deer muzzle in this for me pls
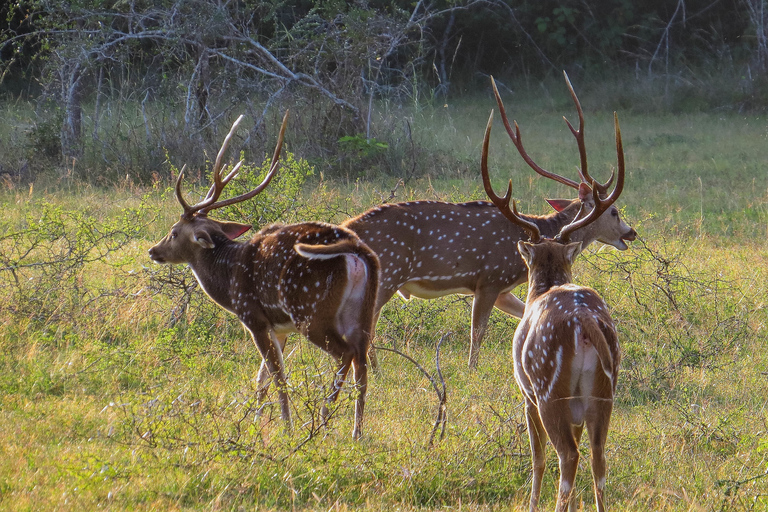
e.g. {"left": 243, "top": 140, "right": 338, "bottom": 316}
{"left": 148, "top": 246, "right": 166, "bottom": 264}
{"left": 621, "top": 227, "right": 637, "bottom": 244}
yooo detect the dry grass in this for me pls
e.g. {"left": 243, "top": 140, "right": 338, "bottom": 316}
{"left": 1, "top": 102, "right": 768, "bottom": 510}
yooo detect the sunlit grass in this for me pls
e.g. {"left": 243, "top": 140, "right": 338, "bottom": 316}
{"left": 1, "top": 101, "right": 768, "bottom": 510}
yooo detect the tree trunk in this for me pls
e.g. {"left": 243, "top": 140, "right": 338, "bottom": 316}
{"left": 435, "top": 12, "right": 456, "bottom": 97}
{"left": 60, "top": 61, "right": 84, "bottom": 160}
{"left": 196, "top": 45, "right": 210, "bottom": 127}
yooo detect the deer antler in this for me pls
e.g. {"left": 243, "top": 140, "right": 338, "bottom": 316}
{"left": 175, "top": 111, "right": 289, "bottom": 218}
{"left": 557, "top": 112, "right": 625, "bottom": 243}
{"left": 561, "top": 71, "right": 614, "bottom": 196}
{"left": 481, "top": 110, "right": 541, "bottom": 243}
{"left": 491, "top": 77, "right": 580, "bottom": 190}
{"left": 491, "top": 73, "right": 616, "bottom": 195}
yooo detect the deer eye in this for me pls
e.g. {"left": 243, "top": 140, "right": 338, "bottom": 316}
{"left": 170, "top": 231, "right": 178, "bottom": 239}
{"left": 610, "top": 208, "right": 618, "bottom": 218}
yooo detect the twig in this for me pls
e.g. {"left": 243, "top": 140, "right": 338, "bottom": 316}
{"left": 383, "top": 179, "right": 404, "bottom": 204}
{"left": 648, "top": 0, "right": 685, "bottom": 78}
{"left": 431, "top": 333, "right": 448, "bottom": 444}
{"left": 373, "top": 332, "right": 450, "bottom": 446}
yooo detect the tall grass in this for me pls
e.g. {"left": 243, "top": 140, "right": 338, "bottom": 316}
{"left": 1, "top": 93, "right": 767, "bottom": 510}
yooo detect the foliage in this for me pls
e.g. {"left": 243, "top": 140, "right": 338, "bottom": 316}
{"left": 1, "top": 97, "right": 768, "bottom": 512}
{"left": 2, "top": 0, "right": 768, "bottom": 184}
{"left": 583, "top": 238, "right": 755, "bottom": 403}
{"left": 215, "top": 149, "right": 319, "bottom": 226}
{"left": 336, "top": 134, "right": 390, "bottom": 178}
{"left": 338, "top": 135, "right": 390, "bottom": 158}
{"left": 0, "top": 191, "right": 158, "bottom": 333}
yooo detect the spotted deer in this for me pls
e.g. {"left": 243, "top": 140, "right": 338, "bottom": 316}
{"left": 341, "top": 72, "right": 635, "bottom": 369}
{"left": 482, "top": 108, "right": 621, "bottom": 511}
{"left": 148, "top": 113, "right": 380, "bottom": 440}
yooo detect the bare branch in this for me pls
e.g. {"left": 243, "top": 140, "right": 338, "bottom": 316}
{"left": 373, "top": 332, "right": 450, "bottom": 446}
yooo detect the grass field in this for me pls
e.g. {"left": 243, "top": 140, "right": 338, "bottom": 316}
{"left": 1, "top": 95, "right": 768, "bottom": 511}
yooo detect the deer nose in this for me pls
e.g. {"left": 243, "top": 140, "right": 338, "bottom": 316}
{"left": 148, "top": 246, "right": 162, "bottom": 262}
{"left": 622, "top": 228, "right": 637, "bottom": 242}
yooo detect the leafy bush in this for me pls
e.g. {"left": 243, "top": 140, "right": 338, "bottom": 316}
{"left": 580, "top": 237, "right": 756, "bottom": 404}
{"left": 215, "top": 149, "right": 317, "bottom": 226}
{"left": 0, "top": 194, "right": 156, "bottom": 332}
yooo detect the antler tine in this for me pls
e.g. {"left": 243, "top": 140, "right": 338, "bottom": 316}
{"left": 562, "top": 71, "right": 612, "bottom": 196}
{"left": 197, "top": 115, "right": 246, "bottom": 212}
{"left": 200, "top": 160, "right": 243, "bottom": 205}
{"left": 214, "top": 115, "right": 245, "bottom": 177}
{"left": 558, "top": 112, "right": 625, "bottom": 242}
{"left": 176, "top": 115, "right": 246, "bottom": 217}
{"left": 481, "top": 110, "right": 541, "bottom": 242}
{"left": 200, "top": 110, "right": 289, "bottom": 213}
{"left": 561, "top": 71, "right": 589, "bottom": 186}
{"left": 174, "top": 164, "right": 194, "bottom": 218}
{"left": 490, "top": 76, "right": 580, "bottom": 190}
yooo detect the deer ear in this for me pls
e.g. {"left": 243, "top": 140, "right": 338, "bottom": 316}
{"left": 564, "top": 241, "right": 583, "bottom": 264}
{"left": 577, "top": 182, "right": 594, "bottom": 203}
{"left": 545, "top": 199, "right": 572, "bottom": 212}
{"left": 193, "top": 229, "right": 215, "bottom": 249}
{"left": 517, "top": 240, "right": 534, "bottom": 266}
{"left": 220, "top": 221, "right": 252, "bottom": 240}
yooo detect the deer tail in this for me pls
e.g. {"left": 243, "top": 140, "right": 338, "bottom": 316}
{"left": 295, "top": 239, "right": 371, "bottom": 260}
{"left": 295, "top": 238, "right": 380, "bottom": 336}
{"left": 295, "top": 239, "right": 380, "bottom": 281}
{"left": 581, "top": 317, "right": 614, "bottom": 383}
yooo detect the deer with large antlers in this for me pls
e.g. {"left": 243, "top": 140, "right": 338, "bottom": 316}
{"left": 339, "top": 72, "right": 635, "bottom": 369}
{"left": 482, "top": 108, "right": 621, "bottom": 511}
{"left": 148, "top": 113, "right": 380, "bottom": 439}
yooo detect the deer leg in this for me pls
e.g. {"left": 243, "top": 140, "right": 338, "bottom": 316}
{"left": 319, "top": 349, "right": 367, "bottom": 439}
{"left": 493, "top": 291, "right": 526, "bottom": 318}
{"left": 248, "top": 326, "right": 292, "bottom": 430}
{"left": 568, "top": 423, "right": 585, "bottom": 512}
{"left": 468, "top": 288, "right": 499, "bottom": 369}
{"left": 322, "top": 352, "right": 352, "bottom": 416}
{"left": 541, "top": 411, "right": 579, "bottom": 512}
{"left": 351, "top": 352, "right": 368, "bottom": 440}
{"left": 587, "top": 403, "right": 612, "bottom": 512}
{"left": 525, "top": 401, "right": 547, "bottom": 512}
{"left": 255, "top": 332, "right": 288, "bottom": 406}
{"left": 311, "top": 326, "right": 369, "bottom": 439}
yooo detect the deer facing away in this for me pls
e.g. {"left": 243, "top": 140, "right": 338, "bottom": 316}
{"left": 341, "top": 73, "right": 635, "bottom": 369}
{"left": 482, "top": 106, "right": 622, "bottom": 511}
{"left": 148, "top": 113, "right": 380, "bottom": 440}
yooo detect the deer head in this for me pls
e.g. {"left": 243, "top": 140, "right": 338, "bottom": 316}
{"left": 149, "top": 112, "right": 288, "bottom": 266}
{"left": 481, "top": 103, "right": 626, "bottom": 248}
{"left": 490, "top": 73, "right": 636, "bottom": 250}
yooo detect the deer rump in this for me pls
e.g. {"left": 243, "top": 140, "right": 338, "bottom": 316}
{"left": 515, "top": 288, "right": 618, "bottom": 426}
{"left": 294, "top": 238, "right": 378, "bottom": 340}
{"left": 247, "top": 223, "right": 379, "bottom": 345}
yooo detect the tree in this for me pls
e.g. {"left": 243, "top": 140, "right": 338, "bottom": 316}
{"left": 1, "top": 0, "right": 767, "bottom": 180}
{"left": 1, "top": 0, "right": 486, "bottom": 170}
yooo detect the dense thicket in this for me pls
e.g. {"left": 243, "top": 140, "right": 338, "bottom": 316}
{"left": 1, "top": 0, "right": 768, "bottom": 181}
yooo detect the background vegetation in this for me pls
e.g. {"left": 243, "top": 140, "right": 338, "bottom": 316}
{"left": 3, "top": 0, "right": 768, "bottom": 183}
{"left": 1, "top": 0, "right": 768, "bottom": 510}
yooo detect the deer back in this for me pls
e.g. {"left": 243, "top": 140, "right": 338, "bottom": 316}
{"left": 342, "top": 200, "right": 592, "bottom": 298}
{"left": 514, "top": 241, "right": 619, "bottom": 420}
{"left": 230, "top": 222, "right": 380, "bottom": 335}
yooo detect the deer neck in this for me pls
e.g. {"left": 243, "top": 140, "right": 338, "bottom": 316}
{"left": 525, "top": 264, "right": 573, "bottom": 304}
{"left": 187, "top": 239, "right": 243, "bottom": 312}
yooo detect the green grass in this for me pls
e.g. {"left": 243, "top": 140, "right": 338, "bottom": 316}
{"left": 1, "top": 98, "right": 768, "bottom": 511}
